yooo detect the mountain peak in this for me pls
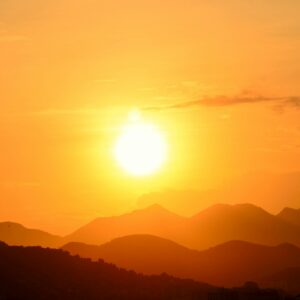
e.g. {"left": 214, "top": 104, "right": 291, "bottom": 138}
{"left": 277, "top": 242, "right": 300, "bottom": 251}
{"left": 104, "top": 234, "right": 186, "bottom": 249}
{"left": 278, "top": 207, "right": 300, "bottom": 227}
{"left": 0, "top": 221, "right": 25, "bottom": 229}
{"left": 233, "top": 203, "right": 271, "bottom": 215}
{"left": 205, "top": 240, "right": 270, "bottom": 254}
{"left": 192, "top": 203, "right": 270, "bottom": 219}
{"left": 128, "top": 203, "right": 185, "bottom": 219}
{"left": 279, "top": 207, "right": 299, "bottom": 215}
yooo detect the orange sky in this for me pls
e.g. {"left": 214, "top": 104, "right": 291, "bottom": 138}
{"left": 0, "top": 0, "right": 300, "bottom": 234}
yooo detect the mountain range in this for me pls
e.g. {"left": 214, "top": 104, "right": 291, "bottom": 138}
{"left": 62, "top": 234, "right": 300, "bottom": 290}
{"left": 0, "top": 203, "right": 299, "bottom": 295}
{"left": 137, "top": 172, "right": 300, "bottom": 215}
{"left": 65, "top": 203, "right": 300, "bottom": 250}
{"left": 0, "top": 241, "right": 217, "bottom": 300}
{"left": 1, "top": 203, "right": 299, "bottom": 251}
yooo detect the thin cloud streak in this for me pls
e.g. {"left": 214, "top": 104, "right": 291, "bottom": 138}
{"left": 143, "top": 94, "right": 300, "bottom": 111}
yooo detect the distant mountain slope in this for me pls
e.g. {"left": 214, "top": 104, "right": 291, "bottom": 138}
{"left": 278, "top": 208, "right": 300, "bottom": 228}
{"left": 137, "top": 172, "right": 300, "bottom": 215}
{"left": 0, "top": 222, "right": 63, "bottom": 248}
{"left": 185, "top": 203, "right": 300, "bottom": 249}
{"left": 66, "top": 203, "right": 300, "bottom": 250}
{"left": 65, "top": 204, "right": 186, "bottom": 245}
{"left": 63, "top": 235, "right": 200, "bottom": 281}
{"left": 62, "top": 234, "right": 300, "bottom": 288}
{"left": 0, "top": 241, "right": 218, "bottom": 300}
{"left": 4, "top": 203, "right": 300, "bottom": 250}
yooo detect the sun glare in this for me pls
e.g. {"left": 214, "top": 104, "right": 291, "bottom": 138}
{"left": 114, "top": 111, "right": 167, "bottom": 176}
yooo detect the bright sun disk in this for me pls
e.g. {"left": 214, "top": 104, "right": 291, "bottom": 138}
{"left": 114, "top": 113, "right": 167, "bottom": 176}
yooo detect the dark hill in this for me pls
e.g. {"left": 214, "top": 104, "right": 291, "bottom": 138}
{"left": 0, "top": 241, "right": 284, "bottom": 300}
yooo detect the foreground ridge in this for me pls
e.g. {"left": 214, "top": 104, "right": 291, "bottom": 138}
{"left": 0, "top": 241, "right": 288, "bottom": 300}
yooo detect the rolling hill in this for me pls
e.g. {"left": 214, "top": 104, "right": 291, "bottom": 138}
{"left": 278, "top": 207, "right": 300, "bottom": 228}
{"left": 65, "top": 204, "right": 186, "bottom": 246}
{"left": 184, "top": 203, "right": 300, "bottom": 249}
{"left": 0, "top": 222, "right": 63, "bottom": 248}
{"left": 2, "top": 203, "right": 300, "bottom": 252}
{"left": 0, "top": 241, "right": 217, "bottom": 300}
{"left": 62, "top": 234, "right": 300, "bottom": 288}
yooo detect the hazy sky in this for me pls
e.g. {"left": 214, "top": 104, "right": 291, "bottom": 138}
{"left": 0, "top": 0, "right": 300, "bottom": 234}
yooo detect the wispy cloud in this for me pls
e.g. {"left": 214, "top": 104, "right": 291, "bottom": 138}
{"left": 143, "top": 93, "right": 300, "bottom": 111}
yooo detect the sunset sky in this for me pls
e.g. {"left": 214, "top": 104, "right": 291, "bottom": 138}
{"left": 1, "top": 0, "right": 300, "bottom": 234}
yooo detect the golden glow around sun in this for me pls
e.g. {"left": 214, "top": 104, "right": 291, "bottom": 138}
{"left": 114, "top": 111, "right": 167, "bottom": 176}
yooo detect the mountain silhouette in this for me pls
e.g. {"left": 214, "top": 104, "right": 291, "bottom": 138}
{"left": 62, "top": 234, "right": 300, "bottom": 289}
{"left": 184, "top": 203, "right": 300, "bottom": 249}
{"left": 137, "top": 172, "right": 300, "bottom": 214}
{"left": 3, "top": 203, "right": 300, "bottom": 252}
{"left": 0, "top": 241, "right": 220, "bottom": 300}
{"left": 278, "top": 208, "right": 300, "bottom": 228}
{"left": 63, "top": 235, "right": 200, "bottom": 281}
{"left": 0, "top": 222, "right": 63, "bottom": 248}
{"left": 65, "top": 204, "right": 186, "bottom": 245}
{"left": 66, "top": 203, "right": 300, "bottom": 250}
{"left": 0, "top": 241, "right": 285, "bottom": 299}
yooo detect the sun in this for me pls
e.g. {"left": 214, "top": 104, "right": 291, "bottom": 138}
{"left": 114, "top": 111, "right": 167, "bottom": 176}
